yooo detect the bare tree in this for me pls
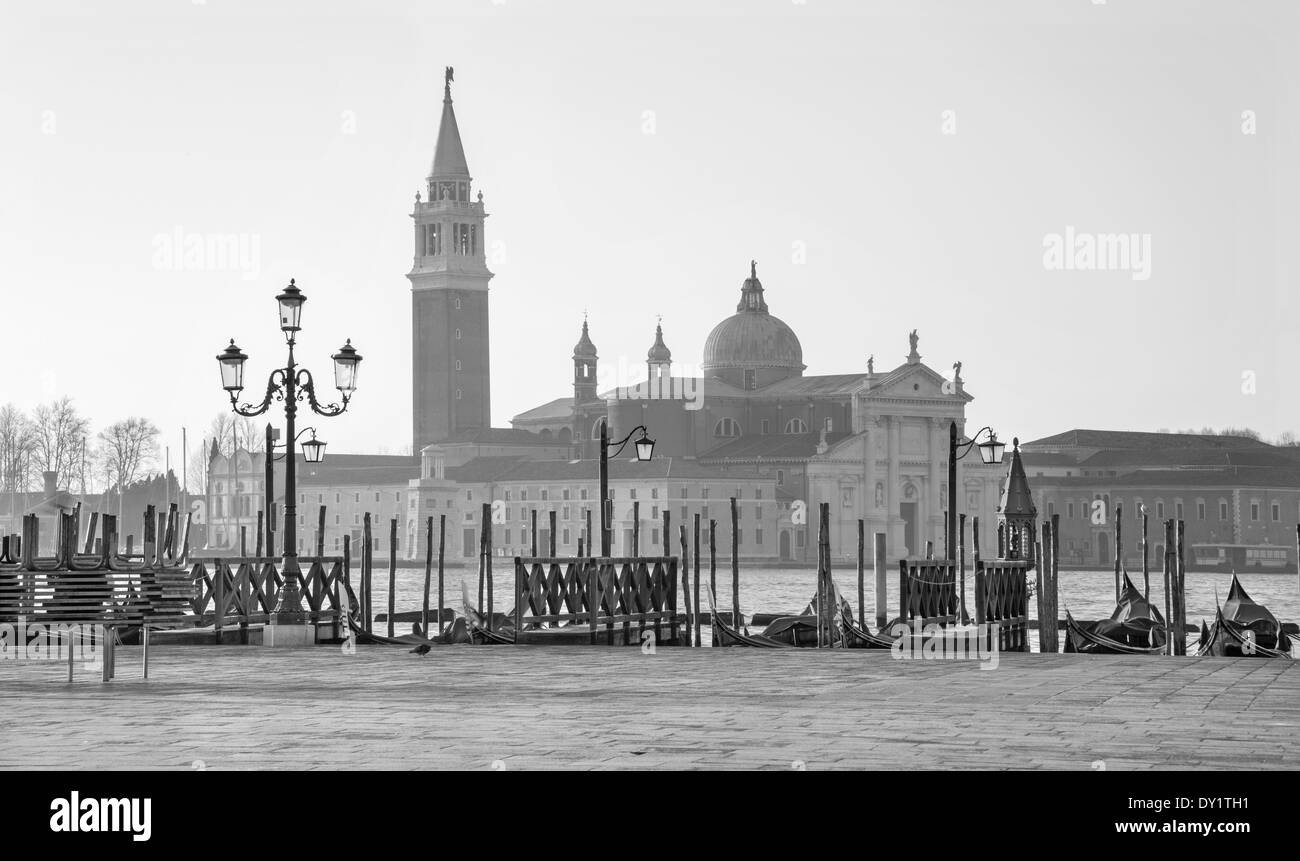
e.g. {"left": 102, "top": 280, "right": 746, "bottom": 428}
{"left": 186, "top": 439, "right": 212, "bottom": 496}
{"left": 0, "top": 404, "right": 37, "bottom": 493}
{"left": 98, "top": 418, "right": 160, "bottom": 517}
{"left": 208, "top": 412, "right": 266, "bottom": 457}
{"left": 32, "top": 397, "right": 90, "bottom": 489}
{"left": 1277, "top": 431, "right": 1300, "bottom": 447}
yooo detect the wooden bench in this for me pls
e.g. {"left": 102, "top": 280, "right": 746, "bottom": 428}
{"left": 0, "top": 509, "right": 199, "bottom": 681}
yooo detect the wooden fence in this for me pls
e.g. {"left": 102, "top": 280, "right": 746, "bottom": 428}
{"left": 974, "top": 558, "right": 1030, "bottom": 652}
{"left": 513, "top": 555, "right": 681, "bottom": 646}
{"left": 898, "top": 558, "right": 959, "bottom": 632}
{"left": 188, "top": 555, "right": 346, "bottom": 643}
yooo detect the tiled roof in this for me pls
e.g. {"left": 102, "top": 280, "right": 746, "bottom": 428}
{"left": 699, "top": 431, "right": 848, "bottom": 461}
{"left": 298, "top": 454, "right": 421, "bottom": 487}
{"left": 1079, "top": 448, "right": 1299, "bottom": 469}
{"left": 511, "top": 397, "right": 574, "bottom": 423}
{"left": 1025, "top": 429, "right": 1271, "bottom": 451}
{"left": 1019, "top": 452, "right": 1081, "bottom": 467}
{"left": 748, "top": 374, "right": 866, "bottom": 398}
{"left": 434, "top": 427, "right": 561, "bottom": 446}
{"left": 1033, "top": 467, "right": 1300, "bottom": 490}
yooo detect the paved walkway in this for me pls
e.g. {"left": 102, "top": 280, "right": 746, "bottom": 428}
{"left": 1, "top": 645, "right": 1297, "bottom": 769}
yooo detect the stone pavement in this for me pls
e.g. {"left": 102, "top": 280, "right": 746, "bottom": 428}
{"left": 1, "top": 645, "right": 1297, "bottom": 769}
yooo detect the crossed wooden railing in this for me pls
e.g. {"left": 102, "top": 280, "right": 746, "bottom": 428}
{"left": 513, "top": 555, "right": 681, "bottom": 646}
{"left": 974, "top": 558, "right": 1030, "bottom": 652}
{"left": 898, "top": 558, "right": 959, "bottom": 632}
{"left": 188, "top": 556, "right": 346, "bottom": 643}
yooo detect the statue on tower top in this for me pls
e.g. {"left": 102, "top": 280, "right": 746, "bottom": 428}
{"left": 445, "top": 66, "right": 454, "bottom": 86}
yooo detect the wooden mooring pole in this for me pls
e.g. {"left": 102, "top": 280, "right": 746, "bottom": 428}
{"left": 857, "top": 519, "right": 865, "bottom": 630}
{"left": 1114, "top": 502, "right": 1123, "bottom": 603}
{"left": 958, "top": 513, "right": 967, "bottom": 624}
{"left": 387, "top": 518, "right": 397, "bottom": 639}
{"left": 317, "top": 505, "right": 326, "bottom": 557}
{"left": 549, "top": 510, "right": 557, "bottom": 557}
{"left": 678, "top": 523, "right": 691, "bottom": 646}
{"left": 1175, "top": 519, "right": 1187, "bottom": 656}
{"left": 1142, "top": 507, "right": 1150, "bottom": 601}
{"left": 422, "top": 515, "right": 433, "bottom": 638}
{"left": 1037, "top": 522, "right": 1048, "bottom": 652}
{"left": 632, "top": 500, "right": 640, "bottom": 556}
{"left": 478, "top": 503, "right": 487, "bottom": 614}
{"left": 693, "top": 513, "right": 702, "bottom": 647}
{"left": 362, "top": 512, "right": 372, "bottom": 633}
{"left": 873, "top": 532, "right": 887, "bottom": 629}
{"left": 730, "top": 498, "right": 740, "bottom": 630}
{"left": 709, "top": 518, "right": 717, "bottom": 628}
{"left": 1170, "top": 522, "right": 1180, "bottom": 658}
{"left": 531, "top": 509, "right": 537, "bottom": 557}
{"left": 437, "top": 514, "right": 446, "bottom": 637}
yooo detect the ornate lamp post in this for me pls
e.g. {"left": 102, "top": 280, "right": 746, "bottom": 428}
{"left": 947, "top": 421, "right": 1005, "bottom": 557}
{"left": 948, "top": 421, "right": 1005, "bottom": 620}
{"left": 216, "top": 279, "right": 361, "bottom": 623}
{"left": 597, "top": 418, "right": 655, "bottom": 556}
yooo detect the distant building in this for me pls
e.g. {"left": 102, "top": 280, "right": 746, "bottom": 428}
{"left": 1021, "top": 430, "right": 1300, "bottom": 570}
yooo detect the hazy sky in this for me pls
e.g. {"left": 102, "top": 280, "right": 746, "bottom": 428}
{"left": 2, "top": 0, "right": 1296, "bottom": 460}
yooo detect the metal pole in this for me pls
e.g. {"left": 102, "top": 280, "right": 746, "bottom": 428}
{"left": 275, "top": 338, "right": 302, "bottom": 621}
{"left": 599, "top": 419, "right": 610, "bottom": 556}
{"left": 948, "top": 421, "right": 957, "bottom": 565}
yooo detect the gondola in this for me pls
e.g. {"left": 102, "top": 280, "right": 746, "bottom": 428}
{"left": 1064, "top": 572, "right": 1168, "bottom": 655}
{"left": 707, "top": 587, "right": 790, "bottom": 647}
{"left": 1196, "top": 576, "right": 1292, "bottom": 658}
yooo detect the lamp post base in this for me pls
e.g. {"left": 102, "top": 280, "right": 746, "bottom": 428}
{"left": 273, "top": 557, "right": 306, "bottom": 625}
{"left": 263, "top": 623, "right": 316, "bottom": 647}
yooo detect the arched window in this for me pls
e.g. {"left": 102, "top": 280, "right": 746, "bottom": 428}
{"left": 784, "top": 417, "right": 808, "bottom": 435}
{"left": 540, "top": 428, "right": 553, "bottom": 440}
{"left": 558, "top": 427, "right": 572, "bottom": 443}
{"left": 713, "top": 417, "right": 741, "bottom": 437}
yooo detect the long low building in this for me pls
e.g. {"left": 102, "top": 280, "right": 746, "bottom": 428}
{"left": 1021, "top": 430, "right": 1300, "bottom": 571}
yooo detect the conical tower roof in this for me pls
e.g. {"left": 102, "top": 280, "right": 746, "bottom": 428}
{"left": 647, "top": 321, "right": 671, "bottom": 363}
{"left": 573, "top": 318, "right": 597, "bottom": 359}
{"left": 998, "top": 438, "right": 1037, "bottom": 517}
{"left": 429, "top": 68, "right": 470, "bottom": 180}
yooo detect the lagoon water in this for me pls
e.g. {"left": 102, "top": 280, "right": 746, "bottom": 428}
{"left": 363, "top": 563, "right": 1300, "bottom": 648}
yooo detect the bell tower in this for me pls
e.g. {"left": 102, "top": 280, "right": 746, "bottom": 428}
{"left": 409, "top": 67, "right": 493, "bottom": 453}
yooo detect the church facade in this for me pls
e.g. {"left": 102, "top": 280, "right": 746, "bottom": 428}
{"left": 509, "top": 262, "right": 1008, "bottom": 562}
{"left": 398, "top": 72, "right": 1011, "bottom": 564}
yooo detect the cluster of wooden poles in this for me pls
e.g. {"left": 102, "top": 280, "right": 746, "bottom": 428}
{"left": 1106, "top": 502, "right": 1193, "bottom": 656}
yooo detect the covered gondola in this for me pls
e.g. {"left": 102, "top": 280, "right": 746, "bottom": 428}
{"left": 1196, "top": 576, "right": 1292, "bottom": 658}
{"left": 1064, "top": 572, "right": 1167, "bottom": 655}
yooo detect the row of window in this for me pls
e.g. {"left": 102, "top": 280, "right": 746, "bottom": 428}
{"left": 468, "top": 486, "right": 767, "bottom": 503}
{"left": 1048, "top": 497, "right": 1293, "bottom": 524}
{"left": 299, "top": 491, "right": 401, "bottom": 505}
{"left": 489, "top": 526, "right": 769, "bottom": 547}
{"left": 714, "top": 417, "right": 831, "bottom": 438}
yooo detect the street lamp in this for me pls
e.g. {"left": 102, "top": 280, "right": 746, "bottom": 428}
{"left": 597, "top": 418, "right": 655, "bottom": 556}
{"left": 948, "top": 421, "right": 1005, "bottom": 615}
{"left": 216, "top": 278, "right": 361, "bottom": 623}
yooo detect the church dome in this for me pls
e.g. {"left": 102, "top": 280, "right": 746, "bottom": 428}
{"left": 701, "top": 262, "right": 804, "bottom": 377}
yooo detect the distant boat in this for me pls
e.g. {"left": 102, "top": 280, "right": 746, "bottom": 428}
{"left": 1188, "top": 543, "right": 1294, "bottom": 574}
